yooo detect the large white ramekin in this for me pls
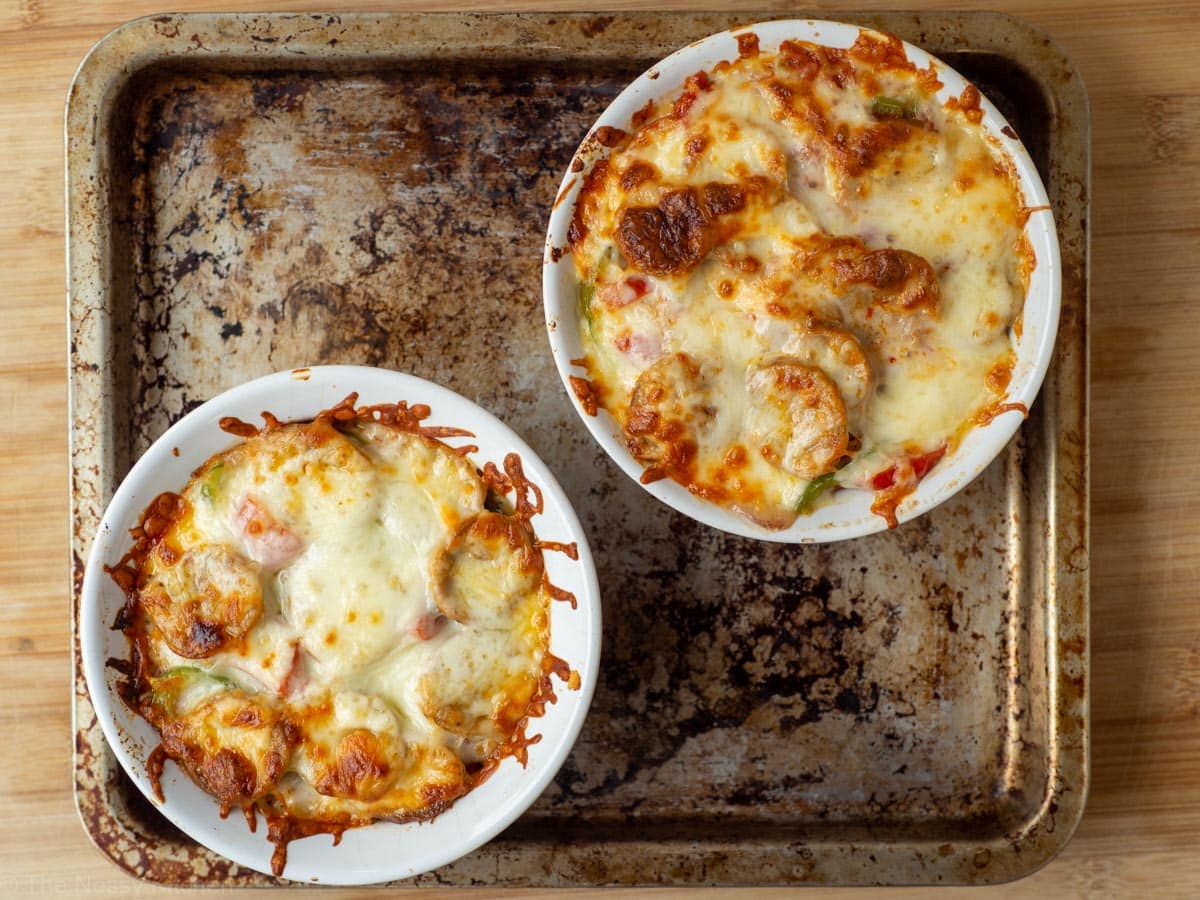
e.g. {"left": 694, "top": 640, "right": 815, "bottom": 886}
{"left": 543, "top": 19, "right": 1061, "bottom": 543}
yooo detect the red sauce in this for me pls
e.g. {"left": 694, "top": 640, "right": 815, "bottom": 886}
{"left": 945, "top": 84, "right": 984, "bottom": 123}
{"left": 736, "top": 32, "right": 760, "bottom": 59}
{"left": 593, "top": 125, "right": 627, "bottom": 147}
{"left": 569, "top": 375, "right": 599, "bottom": 416}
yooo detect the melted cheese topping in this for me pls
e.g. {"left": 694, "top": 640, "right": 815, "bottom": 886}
{"left": 569, "top": 31, "right": 1032, "bottom": 528}
{"left": 130, "top": 413, "right": 555, "bottom": 847}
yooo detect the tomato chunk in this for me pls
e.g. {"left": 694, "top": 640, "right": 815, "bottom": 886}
{"left": 232, "top": 495, "right": 304, "bottom": 570}
{"left": 872, "top": 465, "right": 897, "bottom": 490}
{"left": 626, "top": 275, "right": 651, "bottom": 298}
{"left": 911, "top": 444, "right": 947, "bottom": 479}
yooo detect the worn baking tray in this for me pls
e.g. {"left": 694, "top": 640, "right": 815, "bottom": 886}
{"left": 68, "top": 11, "right": 1089, "bottom": 886}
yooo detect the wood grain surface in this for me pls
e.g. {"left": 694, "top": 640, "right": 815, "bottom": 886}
{"left": 2, "top": 0, "right": 1197, "bottom": 896}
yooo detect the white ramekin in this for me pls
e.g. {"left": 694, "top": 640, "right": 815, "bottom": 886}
{"left": 80, "top": 365, "right": 601, "bottom": 884}
{"left": 543, "top": 19, "right": 1061, "bottom": 543}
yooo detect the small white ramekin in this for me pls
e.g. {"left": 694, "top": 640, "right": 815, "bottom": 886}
{"left": 80, "top": 365, "right": 601, "bottom": 884}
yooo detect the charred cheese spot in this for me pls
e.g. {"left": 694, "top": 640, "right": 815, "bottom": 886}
{"left": 620, "top": 159, "right": 658, "bottom": 191}
{"left": 615, "top": 182, "right": 747, "bottom": 277}
{"left": 834, "top": 247, "right": 940, "bottom": 313}
{"left": 294, "top": 692, "right": 406, "bottom": 803}
{"left": 625, "top": 352, "right": 712, "bottom": 483}
{"left": 160, "top": 693, "right": 295, "bottom": 808}
{"left": 140, "top": 545, "right": 263, "bottom": 659}
{"left": 315, "top": 730, "right": 393, "bottom": 801}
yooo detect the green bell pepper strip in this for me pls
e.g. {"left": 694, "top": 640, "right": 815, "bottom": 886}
{"left": 796, "top": 472, "right": 839, "bottom": 514}
{"left": 145, "top": 666, "right": 236, "bottom": 710}
{"left": 199, "top": 462, "right": 224, "bottom": 502}
{"left": 871, "top": 95, "right": 913, "bottom": 120}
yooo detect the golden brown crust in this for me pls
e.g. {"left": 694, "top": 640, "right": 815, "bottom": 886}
{"left": 109, "top": 394, "right": 579, "bottom": 876}
{"left": 746, "top": 359, "right": 848, "bottom": 480}
{"left": 945, "top": 83, "right": 984, "bottom": 123}
{"left": 569, "top": 375, "right": 600, "bottom": 416}
{"left": 140, "top": 545, "right": 264, "bottom": 658}
{"left": 614, "top": 182, "right": 747, "bottom": 277}
{"left": 625, "top": 352, "right": 709, "bottom": 484}
{"left": 834, "top": 248, "right": 941, "bottom": 314}
{"left": 430, "top": 511, "right": 543, "bottom": 626}
{"left": 567, "top": 29, "right": 1026, "bottom": 529}
{"left": 736, "top": 31, "right": 760, "bottom": 59}
{"left": 159, "top": 694, "right": 296, "bottom": 811}
{"left": 313, "top": 730, "right": 398, "bottom": 803}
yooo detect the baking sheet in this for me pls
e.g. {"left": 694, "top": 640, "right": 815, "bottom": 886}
{"left": 68, "top": 11, "right": 1089, "bottom": 886}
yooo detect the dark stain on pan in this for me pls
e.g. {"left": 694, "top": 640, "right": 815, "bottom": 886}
{"left": 580, "top": 15, "right": 616, "bottom": 39}
{"left": 119, "top": 58, "right": 641, "bottom": 439}
{"left": 251, "top": 75, "right": 310, "bottom": 113}
{"left": 70, "top": 10, "right": 1088, "bottom": 889}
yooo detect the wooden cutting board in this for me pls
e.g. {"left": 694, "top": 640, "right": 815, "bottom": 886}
{"left": 2, "top": 0, "right": 1198, "bottom": 896}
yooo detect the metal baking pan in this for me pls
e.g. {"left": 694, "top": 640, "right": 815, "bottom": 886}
{"left": 68, "top": 11, "right": 1089, "bottom": 886}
